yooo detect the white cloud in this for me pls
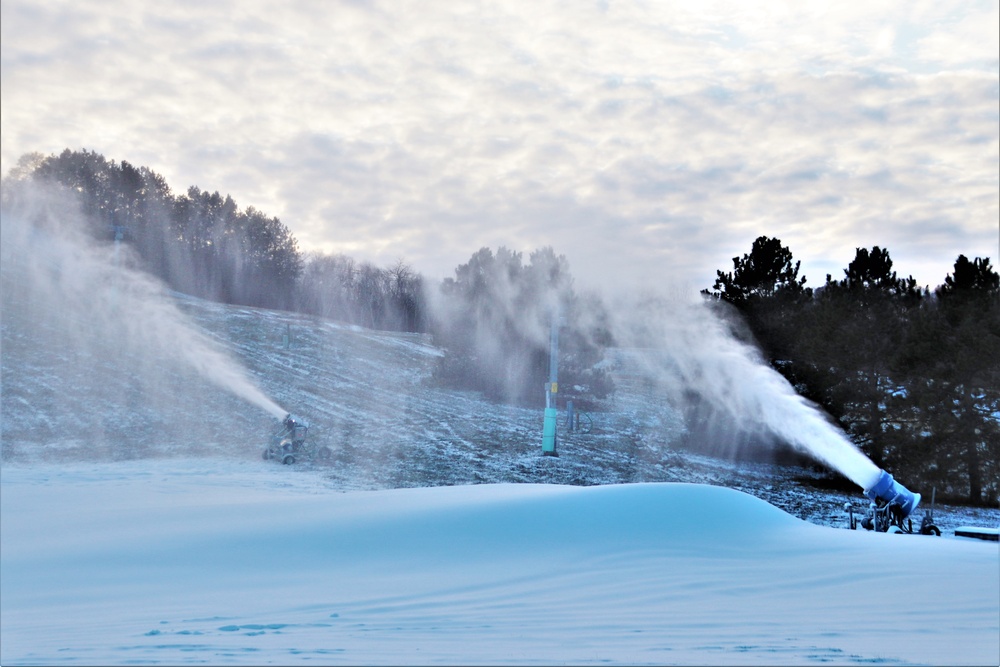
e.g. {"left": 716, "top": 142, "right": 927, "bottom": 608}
{"left": 2, "top": 0, "right": 997, "bottom": 292}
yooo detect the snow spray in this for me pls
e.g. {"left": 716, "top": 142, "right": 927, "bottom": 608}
{"left": 605, "top": 290, "right": 885, "bottom": 492}
{"left": 0, "top": 181, "right": 287, "bottom": 421}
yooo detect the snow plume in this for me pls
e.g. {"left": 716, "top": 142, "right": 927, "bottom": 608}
{"left": 601, "top": 289, "right": 882, "bottom": 491}
{"left": 0, "top": 181, "right": 285, "bottom": 457}
{"left": 423, "top": 247, "right": 569, "bottom": 406}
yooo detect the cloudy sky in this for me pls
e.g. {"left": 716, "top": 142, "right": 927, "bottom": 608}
{"left": 2, "top": 0, "right": 997, "bottom": 292}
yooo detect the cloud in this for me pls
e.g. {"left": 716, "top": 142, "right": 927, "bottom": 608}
{"left": 1, "top": 0, "right": 997, "bottom": 293}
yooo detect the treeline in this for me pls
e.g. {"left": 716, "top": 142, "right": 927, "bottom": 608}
{"left": 705, "top": 236, "right": 1000, "bottom": 505}
{"left": 298, "top": 254, "right": 427, "bottom": 332}
{"left": 15, "top": 150, "right": 302, "bottom": 310}
{"left": 6, "top": 149, "right": 425, "bottom": 329}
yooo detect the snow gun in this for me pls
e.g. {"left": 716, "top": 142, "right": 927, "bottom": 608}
{"left": 846, "top": 469, "right": 940, "bottom": 535}
{"left": 865, "top": 469, "right": 921, "bottom": 519}
{"left": 262, "top": 413, "right": 331, "bottom": 465}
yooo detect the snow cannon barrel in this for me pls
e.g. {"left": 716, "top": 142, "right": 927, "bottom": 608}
{"left": 864, "top": 470, "right": 921, "bottom": 520}
{"left": 275, "top": 413, "right": 309, "bottom": 445}
{"left": 282, "top": 413, "right": 307, "bottom": 429}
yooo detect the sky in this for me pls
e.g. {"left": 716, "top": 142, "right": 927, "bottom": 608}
{"left": 2, "top": 0, "right": 998, "bottom": 292}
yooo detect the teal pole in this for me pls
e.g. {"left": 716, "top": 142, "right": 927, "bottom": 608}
{"left": 542, "top": 406, "right": 558, "bottom": 455}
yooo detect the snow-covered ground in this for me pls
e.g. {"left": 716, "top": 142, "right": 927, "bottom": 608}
{"left": 2, "top": 211, "right": 999, "bottom": 664}
{"left": 2, "top": 458, "right": 997, "bottom": 666}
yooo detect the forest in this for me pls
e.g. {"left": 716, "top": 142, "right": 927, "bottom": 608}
{"left": 3, "top": 150, "right": 997, "bottom": 505}
{"left": 705, "top": 236, "right": 999, "bottom": 505}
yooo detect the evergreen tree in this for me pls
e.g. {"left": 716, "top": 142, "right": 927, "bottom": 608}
{"left": 805, "top": 247, "right": 922, "bottom": 469}
{"left": 941, "top": 255, "right": 1000, "bottom": 293}
{"left": 706, "top": 235, "right": 807, "bottom": 309}
{"left": 894, "top": 256, "right": 1000, "bottom": 503}
{"left": 704, "top": 235, "right": 810, "bottom": 363}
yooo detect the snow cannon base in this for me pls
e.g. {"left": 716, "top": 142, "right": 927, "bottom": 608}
{"left": 847, "top": 470, "right": 939, "bottom": 536}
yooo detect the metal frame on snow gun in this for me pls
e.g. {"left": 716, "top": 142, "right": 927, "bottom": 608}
{"left": 262, "top": 414, "right": 332, "bottom": 465}
{"left": 846, "top": 470, "right": 940, "bottom": 536}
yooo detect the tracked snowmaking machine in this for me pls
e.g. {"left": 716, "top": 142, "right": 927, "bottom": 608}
{"left": 262, "top": 414, "right": 332, "bottom": 465}
{"left": 846, "top": 469, "right": 940, "bottom": 536}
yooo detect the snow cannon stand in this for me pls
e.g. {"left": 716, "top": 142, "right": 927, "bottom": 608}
{"left": 846, "top": 470, "right": 940, "bottom": 535}
{"left": 262, "top": 413, "right": 332, "bottom": 465}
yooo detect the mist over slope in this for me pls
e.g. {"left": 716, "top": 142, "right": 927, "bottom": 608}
{"left": 5, "top": 280, "right": 1000, "bottom": 533}
{"left": 2, "top": 190, "right": 998, "bottom": 532}
{"left": 1, "top": 279, "right": 686, "bottom": 487}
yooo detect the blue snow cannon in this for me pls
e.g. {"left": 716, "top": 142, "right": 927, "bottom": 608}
{"left": 851, "top": 469, "right": 935, "bottom": 534}
{"left": 864, "top": 469, "right": 921, "bottom": 519}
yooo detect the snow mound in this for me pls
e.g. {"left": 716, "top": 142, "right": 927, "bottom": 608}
{"left": 2, "top": 460, "right": 997, "bottom": 666}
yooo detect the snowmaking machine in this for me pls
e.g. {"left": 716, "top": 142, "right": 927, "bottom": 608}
{"left": 262, "top": 414, "right": 332, "bottom": 465}
{"left": 846, "top": 469, "right": 941, "bottom": 536}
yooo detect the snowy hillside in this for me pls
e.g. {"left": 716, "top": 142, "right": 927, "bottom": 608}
{"left": 3, "top": 284, "right": 998, "bottom": 532}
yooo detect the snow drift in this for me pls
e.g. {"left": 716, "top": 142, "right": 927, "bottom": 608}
{"left": 2, "top": 459, "right": 997, "bottom": 665}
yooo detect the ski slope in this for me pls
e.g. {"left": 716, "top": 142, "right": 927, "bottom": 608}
{"left": 2, "top": 205, "right": 998, "bottom": 665}
{"left": 2, "top": 458, "right": 998, "bottom": 666}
